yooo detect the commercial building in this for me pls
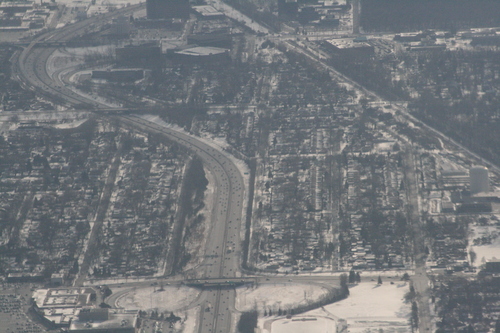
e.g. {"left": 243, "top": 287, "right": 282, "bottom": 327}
{"left": 32, "top": 287, "right": 97, "bottom": 327}
{"left": 146, "top": 0, "right": 190, "bottom": 20}
{"left": 192, "top": 5, "right": 224, "bottom": 20}
{"left": 6, "top": 272, "right": 44, "bottom": 282}
{"left": 324, "top": 38, "right": 375, "bottom": 58}
{"left": 50, "top": 272, "right": 66, "bottom": 286}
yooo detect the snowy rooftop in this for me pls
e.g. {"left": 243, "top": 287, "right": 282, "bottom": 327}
{"left": 192, "top": 5, "right": 224, "bottom": 17}
{"left": 326, "top": 38, "right": 371, "bottom": 49}
{"left": 175, "top": 46, "right": 228, "bottom": 56}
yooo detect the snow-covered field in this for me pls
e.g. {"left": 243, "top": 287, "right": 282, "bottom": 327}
{"left": 470, "top": 223, "right": 500, "bottom": 264}
{"left": 312, "top": 281, "right": 410, "bottom": 333}
{"left": 236, "top": 283, "right": 330, "bottom": 312}
{"left": 258, "top": 281, "right": 411, "bottom": 333}
{"left": 115, "top": 286, "right": 200, "bottom": 311}
{"left": 270, "top": 316, "right": 336, "bottom": 333}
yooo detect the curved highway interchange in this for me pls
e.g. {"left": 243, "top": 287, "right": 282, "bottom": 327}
{"left": 14, "top": 5, "right": 249, "bottom": 332}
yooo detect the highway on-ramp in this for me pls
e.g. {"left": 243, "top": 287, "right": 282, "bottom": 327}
{"left": 14, "top": 4, "right": 144, "bottom": 108}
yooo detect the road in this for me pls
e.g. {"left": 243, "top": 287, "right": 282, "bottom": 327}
{"left": 13, "top": 4, "right": 144, "bottom": 108}
{"left": 14, "top": 7, "right": 247, "bottom": 331}
{"left": 403, "top": 148, "right": 433, "bottom": 332}
{"left": 15, "top": 1, "right": 492, "bottom": 331}
{"left": 119, "top": 115, "right": 246, "bottom": 333}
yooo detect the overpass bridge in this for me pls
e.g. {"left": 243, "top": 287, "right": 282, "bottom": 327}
{"left": 184, "top": 277, "right": 256, "bottom": 289}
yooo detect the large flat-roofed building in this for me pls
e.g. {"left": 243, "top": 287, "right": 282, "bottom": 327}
{"left": 7, "top": 271, "right": 44, "bottom": 282}
{"left": 32, "top": 287, "right": 97, "bottom": 328}
{"left": 0, "top": 1, "right": 33, "bottom": 14}
{"left": 440, "top": 169, "right": 469, "bottom": 189}
{"left": 324, "top": 38, "right": 375, "bottom": 58}
{"left": 192, "top": 5, "right": 224, "bottom": 20}
{"left": 169, "top": 45, "right": 229, "bottom": 63}
{"left": 146, "top": 0, "right": 190, "bottom": 20}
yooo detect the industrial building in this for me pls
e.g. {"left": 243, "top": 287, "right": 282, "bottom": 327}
{"left": 470, "top": 166, "right": 490, "bottom": 194}
{"left": 146, "top": 0, "right": 190, "bottom": 20}
{"left": 440, "top": 169, "right": 469, "bottom": 189}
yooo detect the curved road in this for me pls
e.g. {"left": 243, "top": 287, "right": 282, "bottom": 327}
{"left": 120, "top": 115, "right": 245, "bottom": 333}
{"left": 15, "top": 7, "right": 247, "bottom": 332}
{"left": 14, "top": 4, "right": 144, "bottom": 108}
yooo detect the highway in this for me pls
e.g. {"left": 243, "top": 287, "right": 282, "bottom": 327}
{"left": 13, "top": 6, "right": 248, "bottom": 331}
{"left": 12, "top": 1, "right": 472, "bottom": 331}
{"left": 14, "top": 3, "right": 144, "bottom": 108}
{"left": 119, "top": 115, "right": 246, "bottom": 333}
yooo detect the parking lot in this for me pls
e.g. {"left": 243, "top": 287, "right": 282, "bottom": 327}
{"left": 0, "top": 283, "right": 45, "bottom": 333}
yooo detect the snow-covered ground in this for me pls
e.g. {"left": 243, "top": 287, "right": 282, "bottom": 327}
{"left": 54, "top": 0, "right": 142, "bottom": 8}
{"left": 236, "top": 283, "right": 330, "bottom": 312}
{"left": 311, "top": 281, "right": 410, "bottom": 333}
{"left": 52, "top": 118, "right": 88, "bottom": 129}
{"left": 181, "top": 307, "right": 200, "bottom": 333}
{"left": 115, "top": 286, "right": 200, "bottom": 311}
{"left": 470, "top": 222, "right": 500, "bottom": 264}
{"left": 258, "top": 281, "right": 411, "bottom": 333}
{"left": 135, "top": 114, "right": 251, "bottom": 215}
{"left": 270, "top": 316, "right": 337, "bottom": 333}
